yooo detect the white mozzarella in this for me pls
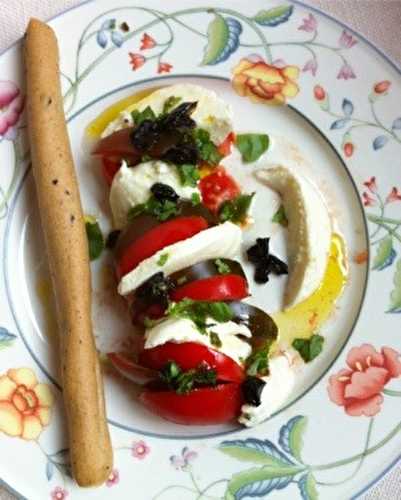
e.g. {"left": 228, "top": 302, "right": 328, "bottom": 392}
{"left": 118, "top": 221, "right": 242, "bottom": 295}
{"left": 109, "top": 160, "right": 199, "bottom": 229}
{"left": 103, "top": 83, "right": 233, "bottom": 145}
{"left": 256, "top": 166, "right": 332, "bottom": 308}
{"left": 144, "top": 316, "right": 252, "bottom": 365}
{"left": 239, "top": 351, "right": 297, "bottom": 427}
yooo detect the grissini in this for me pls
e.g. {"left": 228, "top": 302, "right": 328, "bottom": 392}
{"left": 25, "top": 18, "right": 113, "bottom": 487}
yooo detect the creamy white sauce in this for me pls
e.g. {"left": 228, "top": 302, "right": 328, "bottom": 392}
{"left": 118, "top": 221, "right": 242, "bottom": 295}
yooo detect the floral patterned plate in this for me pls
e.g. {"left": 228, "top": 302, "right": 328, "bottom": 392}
{"left": 1, "top": 1, "right": 401, "bottom": 498}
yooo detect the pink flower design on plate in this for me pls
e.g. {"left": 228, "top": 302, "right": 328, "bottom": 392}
{"left": 129, "top": 52, "right": 146, "bottom": 70}
{"left": 158, "top": 62, "right": 173, "bottom": 74}
{"left": 339, "top": 30, "right": 358, "bottom": 49}
{"left": 386, "top": 187, "right": 401, "bottom": 203}
{"left": 0, "top": 80, "right": 24, "bottom": 141}
{"left": 328, "top": 344, "right": 401, "bottom": 416}
{"left": 363, "top": 176, "right": 377, "bottom": 194}
{"left": 131, "top": 439, "right": 150, "bottom": 459}
{"left": 50, "top": 487, "right": 68, "bottom": 500}
{"left": 170, "top": 446, "right": 198, "bottom": 471}
{"left": 362, "top": 192, "right": 376, "bottom": 207}
{"left": 298, "top": 13, "right": 317, "bottom": 33}
{"left": 337, "top": 62, "right": 356, "bottom": 80}
{"left": 106, "top": 468, "right": 120, "bottom": 487}
{"left": 140, "top": 33, "right": 156, "bottom": 50}
{"left": 302, "top": 58, "right": 318, "bottom": 76}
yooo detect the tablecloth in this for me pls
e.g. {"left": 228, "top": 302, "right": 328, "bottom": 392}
{"left": 0, "top": 1, "right": 400, "bottom": 498}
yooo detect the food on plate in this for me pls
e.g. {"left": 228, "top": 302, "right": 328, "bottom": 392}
{"left": 25, "top": 19, "right": 112, "bottom": 486}
{"left": 88, "top": 82, "right": 347, "bottom": 427}
{"left": 256, "top": 166, "right": 332, "bottom": 308}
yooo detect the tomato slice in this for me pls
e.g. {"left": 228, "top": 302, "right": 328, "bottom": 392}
{"left": 139, "top": 342, "right": 245, "bottom": 383}
{"left": 107, "top": 352, "right": 157, "bottom": 385}
{"left": 217, "top": 132, "right": 236, "bottom": 157}
{"left": 171, "top": 274, "right": 248, "bottom": 302}
{"left": 139, "top": 382, "right": 242, "bottom": 424}
{"left": 199, "top": 166, "right": 240, "bottom": 213}
{"left": 117, "top": 216, "right": 208, "bottom": 279}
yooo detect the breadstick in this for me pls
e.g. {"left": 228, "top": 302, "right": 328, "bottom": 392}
{"left": 25, "top": 19, "right": 113, "bottom": 487}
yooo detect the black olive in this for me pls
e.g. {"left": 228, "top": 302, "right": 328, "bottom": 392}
{"left": 136, "top": 272, "right": 175, "bottom": 306}
{"left": 105, "top": 230, "right": 121, "bottom": 250}
{"left": 162, "top": 144, "right": 199, "bottom": 165}
{"left": 254, "top": 264, "right": 271, "bottom": 284}
{"left": 151, "top": 183, "right": 179, "bottom": 202}
{"left": 131, "top": 119, "right": 161, "bottom": 152}
{"left": 247, "top": 237, "right": 270, "bottom": 263}
{"left": 242, "top": 377, "right": 266, "bottom": 406}
{"left": 268, "top": 254, "right": 288, "bottom": 275}
{"left": 160, "top": 101, "right": 198, "bottom": 130}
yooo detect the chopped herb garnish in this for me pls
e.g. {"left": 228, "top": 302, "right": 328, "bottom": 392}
{"left": 160, "top": 361, "right": 217, "bottom": 394}
{"left": 247, "top": 237, "right": 288, "bottom": 284}
{"left": 105, "top": 229, "right": 121, "bottom": 250}
{"left": 193, "top": 128, "right": 223, "bottom": 165}
{"left": 292, "top": 334, "right": 324, "bottom": 363}
{"left": 272, "top": 205, "right": 288, "bottom": 227}
{"left": 209, "top": 331, "right": 222, "bottom": 348}
{"left": 131, "top": 106, "right": 156, "bottom": 125}
{"left": 219, "top": 193, "right": 254, "bottom": 224}
{"left": 84, "top": 217, "right": 104, "bottom": 261}
{"left": 167, "top": 299, "right": 233, "bottom": 333}
{"left": 162, "top": 96, "right": 182, "bottom": 115}
{"left": 214, "top": 258, "right": 231, "bottom": 275}
{"left": 236, "top": 133, "right": 269, "bottom": 163}
{"left": 143, "top": 316, "right": 159, "bottom": 328}
{"left": 191, "top": 192, "right": 201, "bottom": 205}
{"left": 157, "top": 253, "right": 169, "bottom": 266}
{"left": 127, "top": 194, "right": 179, "bottom": 222}
{"left": 178, "top": 164, "right": 200, "bottom": 187}
{"left": 245, "top": 344, "right": 271, "bottom": 377}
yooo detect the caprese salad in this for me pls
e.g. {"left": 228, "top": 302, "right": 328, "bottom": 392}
{"left": 89, "top": 83, "right": 345, "bottom": 427}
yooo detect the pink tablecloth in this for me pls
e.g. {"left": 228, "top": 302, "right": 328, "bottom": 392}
{"left": 0, "top": 1, "right": 400, "bottom": 499}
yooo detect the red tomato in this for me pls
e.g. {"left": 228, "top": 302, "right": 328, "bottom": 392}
{"left": 102, "top": 156, "right": 122, "bottom": 185}
{"left": 107, "top": 352, "right": 157, "bottom": 385}
{"left": 139, "top": 382, "right": 242, "bottom": 424}
{"left": 171, "top": 274, "right": 248, "bottom": 302}
{"left": 93, "top": 128, "right": 140, "bottom": 158}
{"left": 139, "top": 342, "right": 245, "bottom": 383}
{"left": 117, "top": 216, "right": 208, "bottom": 279}
{"left": 199, "top": 167, "right": 240, "bottom": 213}
{"left": 217, "top": 132, "right": 236, "bottom": 157}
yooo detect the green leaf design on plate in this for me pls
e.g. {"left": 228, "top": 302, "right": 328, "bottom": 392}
{"left": 279, "top": 415, "right": 307, "bottom": 462}
{"left": 388, "top": 259, "right": 401, "bottom": 312}
{"left": 298, "top": 472, "right": 319, "bottom": 500}
{"left": 253, "top": 5, "right": 294, "bottom": 27}
{"left": 202, "top": 15, "right": 229, "bottom": 65}
{"left": 224, "top": 465, "right": 303, "bottom": 500}
{"left": 372, "top": 236, "right": 396, "bottom": 270}
{"left": 0, "top": 327, "right": 17, "bottom": 351}
{"left": 220, "top": 445, "right": 288, "bottom": 466}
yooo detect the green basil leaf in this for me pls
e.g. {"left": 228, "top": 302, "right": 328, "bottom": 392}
{"left": 131, "top": 105, "right": 156, "bottom": 125}
{"left": 292, "top": 334, "right": 324, "bottom": 363}
{"left": 219, "top": 193, "right": 254, "bottom": 224}
{"left": 157, "top": 253, "right": 169, "bottom": 266}
{"left": 236, "top": 133, "right": 270, "bottom": 163}
{"left": 193, "top": 128, "right": 223, "bottom": 164}
{"left": 272, "top": 205, "right": 288, "bottom": 227}
{"left": 191, "top": 192, "right": 201, "bottom": 205}
{"left": 215, "top": 258, "right": 231, "bottom": 275}
{"left": 85, "top": 218, "right": 104, "bottom": 261}
{"left": 162, "top": 96, "right": 182, "bottom": 115}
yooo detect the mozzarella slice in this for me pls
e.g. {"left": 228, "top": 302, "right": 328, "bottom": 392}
{"left": 256, "top": 166, "right": 332, "bottom": 308}
{"left": 239, "top": 351, "right": 297, "bottom": 427}
{"left": 144, "top": 317, "right": 252, "bottom": 365}
{"left": 109, "top": 160, "right": 199, "bottom": 229}
{"left": 103, "top": 83, "right": 233, "bottom": 145}
{"left": 118, "top": 221, "right": 242, "bottom": 296}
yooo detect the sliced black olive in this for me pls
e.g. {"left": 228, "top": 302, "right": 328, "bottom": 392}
{"left": 242, "top": 376, "right": 266, "bottom": 406}
{"left": 151, "top": 183, "right": 179, "bottom": 203}
{"left": 171, "top": 259, "right": 246, "bottom": 286}
{"left": 136, "top": 272, "right": 175, "bottom": 307}
{"left": 247, "top": 237, "right": 288, "bottom": 284}
{"left": 106, "top": 229, "right": 121, "bottom": 250}
{"left": 159, "top": 101, "right": 197, "bottom": 130}
{"left": 228, "top": 301, "right": 278, "bottom": 345}
{"left": 131, "top": 119, "right": 161, "bottom": 152}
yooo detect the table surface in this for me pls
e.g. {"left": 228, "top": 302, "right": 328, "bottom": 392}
{"left": 0, "top": 1, "right": 400, "bottom": 499}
